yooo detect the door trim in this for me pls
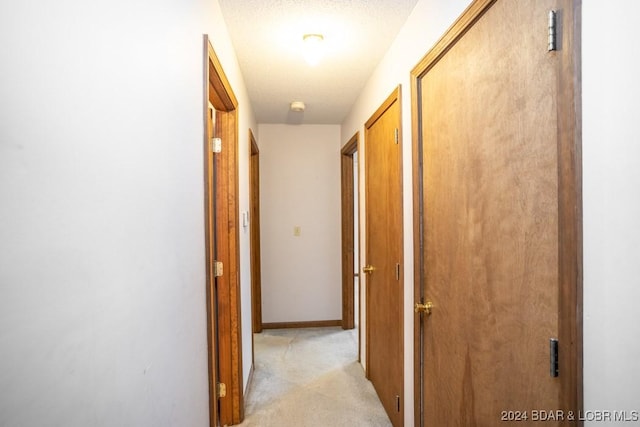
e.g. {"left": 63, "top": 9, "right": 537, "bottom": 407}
{"left": 341, "top": 132, "right": 359, "bottom": 330}
{"left": 410, "top": 1, "right": 582, "bottom": 425}
{"left": 249, "top": 129, "right": 262, "bottom": 333}
{"left": 203, "top": 35, "right": 244, "bottom": 427}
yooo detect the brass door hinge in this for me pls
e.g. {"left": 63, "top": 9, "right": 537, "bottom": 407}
{"left": 213, "top": 261, "right": 223, "bottom": 277}
{"left": 217, "top": 382, "right": 227, "bottom": 398}
{"left": 210, "top": 137, "right": 222, "bottom": 153}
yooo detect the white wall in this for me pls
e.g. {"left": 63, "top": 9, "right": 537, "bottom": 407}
{"left": 0, "top": 0, "right": 256, "bottom": 425}
{"left": 340, "top": 1, "right": 472, "bottom": 424}
{"left": 582, "top": 1, "right": 640, "bottom": 424}
{"left": 258, "top": 124, "right": 342, "bottom": 323}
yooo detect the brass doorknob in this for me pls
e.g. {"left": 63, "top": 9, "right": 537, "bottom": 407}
{"left": 414, "top": 301, "right": 433, "bottom": 315}
{"left": 363, "top": 265, "right": 375, "bottom": 274}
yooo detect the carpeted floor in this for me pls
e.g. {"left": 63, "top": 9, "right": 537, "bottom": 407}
{"left": 238, "top": 327, "right": 392, "bottom": 427}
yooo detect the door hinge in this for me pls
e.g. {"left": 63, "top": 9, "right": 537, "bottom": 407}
{"left": 210, "top": 137, "right": 222, "bottom": 153}
{"left": 217, "top": 382, "right": 227, "bottom": 398}
{"left": 548, "top": 10, "right": 557, "bottom": 52}
{"left": 395, "top": 263, "right": 400, "bottom": 280}
{"left": 396, "top": 395, "right": 401, "bottom": 412}
{"left": 394, "top": 128, "right": 399, "bottom": 144}
{"left": 550, "top": 338, "right": 559, "bottom": 377}
{"left": 213, "top": 260, "right": 223, "bottom": 277}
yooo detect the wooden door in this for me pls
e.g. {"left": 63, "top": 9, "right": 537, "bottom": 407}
{"left": 412, "top": 1, "right": 581, "bottom": 425}
{"left": 365, "top": 88, "right": 403, "bottom": 427}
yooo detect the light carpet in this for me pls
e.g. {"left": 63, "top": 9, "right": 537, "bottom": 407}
{"left": 237, "top": 327, "right": 392, "bottom": 427}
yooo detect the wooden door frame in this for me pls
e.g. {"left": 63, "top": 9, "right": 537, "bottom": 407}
{"left": 249, "top": 129, "right": 262, "bottom": 333}
{"left": 410, "top": 1, "right": 582, "bottom": 425}
{"left": 203, "top": 35, "right": 244, "bottom": 427}
{"left": 341, "top": 132, "right": 359, "bottom": 331}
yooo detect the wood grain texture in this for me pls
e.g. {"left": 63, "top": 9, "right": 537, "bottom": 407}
{"left": 365, "top": 87, "right": 404, "bottom": 427}
{"left": 555, "top": 1, "right": 583, "bottom": 421}
{"left": 410, "top": 0, "right": 496, "bottom": 78}
{"left": 225, "top": 108, "right": 244, "bottom": 423}
{"left": 214, "top": 121, "right": 233, "bottom": 419}
{"left": 249, "top": 129, "right": 262, "bottom": 334}
{"left": 207, "top": 43, "right": 238, "bottom": 111}
{"left": 423, "top": 0, "right": 560, "bottom": 421}
{"left": 411, "top": 0, "right": 581, "bottom": 425}
{"left": 341, "top": 133, "right": 359, "bottom": 330}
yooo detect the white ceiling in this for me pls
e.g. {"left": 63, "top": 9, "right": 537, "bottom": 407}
{"left": 218, "top": 0, "right": 420, "bottom": 124}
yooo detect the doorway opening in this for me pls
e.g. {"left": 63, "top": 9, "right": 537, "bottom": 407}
{"left": 341, "top": 132, "right": 360, "bottom": 335}
{"left": 249, "top": 129, "right": 262, "bottom": 334}
{"left": 203, "top": 35, "right": 244, "bottom": 427}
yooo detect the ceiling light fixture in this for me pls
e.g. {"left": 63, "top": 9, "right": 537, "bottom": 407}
{"left": 302, "top": 33, "right": 324, "bottom": 66}
{"left": 290, "top": 101, "right": 305, "bottom": 112}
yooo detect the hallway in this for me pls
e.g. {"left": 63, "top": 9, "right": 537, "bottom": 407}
{"left": 239, "top": 328, "right": 390, "bottom": 427}
{"left": 2, "top": 1, "right": 640, "bottom": 426}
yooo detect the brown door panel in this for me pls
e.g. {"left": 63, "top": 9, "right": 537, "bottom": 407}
{"left": 412, "top": 0, "right": 581, "bottom": 425}
{"left": 365, "top": 88, "right": 404, "bottom": 427}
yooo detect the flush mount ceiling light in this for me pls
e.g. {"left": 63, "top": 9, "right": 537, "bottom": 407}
{"left": 302, "top": 33, "right": 324, "bottom": 66}
{"left": 290, "top": 101, "right": 305, "bottom": 112}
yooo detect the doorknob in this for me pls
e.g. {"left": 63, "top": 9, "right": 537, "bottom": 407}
{"left": 363, "top": 265, "right": 375, "bottom": 274}
{"left": 414, "top": 301, "right": 433, "bottom": 315}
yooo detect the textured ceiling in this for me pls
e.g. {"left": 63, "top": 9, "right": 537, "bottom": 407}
{"left": 218, "top": 0, "right": 420, "bottom": 124}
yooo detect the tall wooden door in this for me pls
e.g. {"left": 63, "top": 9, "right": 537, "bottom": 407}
{"left": 364, "top": 87, "right": 403, "bottom": 427}
{"left": 412, "top": 1, "right": 581, "bottom": 425}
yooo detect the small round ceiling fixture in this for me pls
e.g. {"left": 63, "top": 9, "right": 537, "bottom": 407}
{"left": 290, "top": 101, "right": 305, "bottom": 112}
{"left": 302, "top": 34, "right": 324, "bottom": 66}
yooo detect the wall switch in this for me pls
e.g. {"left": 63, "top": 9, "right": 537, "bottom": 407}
{"left": 294, "top": 226, "right": 301, "bottom": 236}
